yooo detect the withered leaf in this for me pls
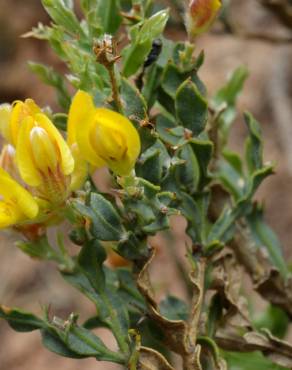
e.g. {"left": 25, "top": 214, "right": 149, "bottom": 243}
{"left": 136, "top": 249, "right": 188, "bottom": 355}
{"left": 138, "top": 346, "right": 175, "bottom": 370}
{"left": 211, "top": 249, "right": 251, "bottom": 329}
{"left": 216, "top": 329, "right": 292, "bottom": 368}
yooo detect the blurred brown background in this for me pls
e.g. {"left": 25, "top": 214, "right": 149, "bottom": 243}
{"left": 0, "top": 0, "right": 292, "bottom": 369}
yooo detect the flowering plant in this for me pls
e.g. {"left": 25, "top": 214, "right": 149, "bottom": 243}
{"left": 1, "top": 1, "right": 292, "bottom": 369}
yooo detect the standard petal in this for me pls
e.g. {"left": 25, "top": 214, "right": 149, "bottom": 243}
{"left": 67, "top": 90, "right": 95, "bottom": 146}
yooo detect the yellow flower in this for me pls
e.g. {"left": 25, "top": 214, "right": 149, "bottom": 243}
{"left": 16, "top": 113, "right": 74, "bottom": 205}
{"left": 67, "top": 91, "right": 90, "bottom": 191}
{"left": 68, "top": 90, "right": 141, "bottom": 176}
{"left": 0, "top": 103, "right": 12, "bottom": 143}
{"left": 0, "top": 99, "right": 41, "bottom": 145}
{"left": 185, "top": 0, "right": 221, "bottom": 39}
{"left": 0, "top": 167, "right": 39, "bottom": 229}
{"left": 0, "top": 144, "right": 22, "bottom": 183}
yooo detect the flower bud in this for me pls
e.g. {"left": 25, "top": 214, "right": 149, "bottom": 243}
{"left": 68, "top": 90, "right": 141, "bottom": 176}
{"left": 16, "top": 113, "right": 74, "bottom": 205}
{"left": 9, "top": 99, "right": 41, "bottom": 145}
{"left": 0, "top": 167, "right": 39, "bottom": 228}
{"left": 185, "top": 0, "right": 221, "bottom": 39}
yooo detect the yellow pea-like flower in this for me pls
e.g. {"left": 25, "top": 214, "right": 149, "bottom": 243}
{"left": 185, "top": 0, "right": 221, "bottom": 39}
{"left": 16, "top": 113, "right": 74, "bottom": 205}
{"left": 68, "top": 90, "right": 141, "bottom": 176}
{"left": 0, "top": 99, "right": 42, "bottom": 146}
{"left": 0, "top": 167, "right": 39, "bottom": 229}
{"left": 67, "top": 90, "right": 91, "bottom": 191}
{"left": 0, "top": 144, "right": 20, "bottom": 181}
{"left": 0, "top": 103, "right": 12, "bottom": 143}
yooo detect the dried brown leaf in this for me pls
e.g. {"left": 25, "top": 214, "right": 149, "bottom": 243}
{"left": 136, "top": 249, "right": 188, "bottom": 355}
{"left": 216, "top": 329, "right": 292, "bottom": 368}
{"left": 138, "top": 347, "right": 175, "bottom": 370}
{"left": 211, "top": 249, "right": 251, "bottom": 329}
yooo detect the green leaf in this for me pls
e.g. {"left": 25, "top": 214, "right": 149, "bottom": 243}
{"left": 139, "top": 9, "right": 169, "bottom": 43}
{"left": 28, "top": 62, "right": 71, "bottom": 109}
{"left": 189, "top": 138, "right": 213, "bottom": 188}
{"left": 117, "top": 269, "right": 145, "bottom": 310}
{"left": 80, "top": 0, "right": 93, "bottom": 12}
{"left": 161, "top": 62, "right": 186, "bottom": 99}
{"left": 41, "top": 0, "right": 84, "bottom": 36}
{"left": 66, "top": 325, "right": 118, "bottom": 360}
{"left": 216, "top": 159, "right": 246, "bottom": 201}
{"left": 136, "top": 140, "right": 169, "bottom": 184}
{"left": 95, "top": 0, "right": 122, "bottom": 34}
{"left": 42, "top": 330, "right": 86, "bottom": 359}
{"left": 16, "top": 235, "right": 61, "bottom": 262}
{"left": 118, "top": 233, "right": 149, "bottom": 260}
{"left": 246, "top": 207, "right": 288, "bottom": 278}
{"left": 62, "top": 270, "right": 106, "bottom": 315}
{"left": 246, "top": 164, "right": 274, "bottom": 200}
{"left": 161, "top": 62, "right": 206, "bottom": 99}
{"left": 78, "top": 239, "right": 107, "bottom": 292}
{"left": 104, "top": 289, "right": 130, "bottom": 340}
{"left": 122, "top": 9, "right": 169, "bottom": 77}
{"left": 90, "top": 193, "right": 125, "bottom": 241}
{"left": 253, "top": 305, "right": 289, "bottom": 339}
{"left": 207, "top": 205, "right": 244, "bottom": 247}
{"left": 180, "top": 192, "right": 210, "bottom": 243}
{"left": 244, "top": 112, "right": 263, "bottom": 173}
{"left": 156, "top": 114, "right": 181, "bottom": 146}
{"left": 0, "top": 306, "right": 45, "bottom": 332}
{"left": 142, "top": 64, "right": 162, "bottom": 107}
{"left": 212, "top": 66, "right": 248, "bottom": 140}
{"left": 43, "top": 324, "right": 125, "bottom": 363}
{"left": 176, "top": 144, "right": 200, "bottom": 194}
{"left": 175, "top": 79, "right": 208, "bottom": 135}
{"left": 159, "top": 296, "right": 188, "bottom": 321}
{"left": 142, "top": 213, "right": 169, "bottom": 233}
{"left": 222, "top": 149, "right": 243, "bottom": 174}
{"left": 213, "top": 66, "right": 248, "bottom": 107}
{"left": 223, "top": 351, "right": 289, "bottom": 370}
{"left": 207, "top": 293, "right": 223, "bottom": 337}
{"left": 121, "top": 77, "right": 148, "bottom": 120}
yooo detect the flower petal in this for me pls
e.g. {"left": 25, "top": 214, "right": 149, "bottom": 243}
{"left": 0, "top": 168, "right": 39, "bottom": 222}
{"left": 67, "top": 90, "right": 95, "bottom": 146}
{"left": 94, "top": 108, "right": 141, "bottom": 175}
{"left": 0, "top": 104, "right": 12, "bottom": 142}
{"left": 16, "top": 116, "right": 43, "bottom": 186}
{"left": 35, "top": 113, "right": 74, "bottom": 176}
{"left": 69, "top": 143, "right": 88, "bottom": 191}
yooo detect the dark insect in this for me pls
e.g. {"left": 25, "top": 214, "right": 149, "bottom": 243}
{"left": 143, "top": 38, "right": 162, "bottom": 68}
{"left": 136, "top": 39, "right": 163, "bottom": 90}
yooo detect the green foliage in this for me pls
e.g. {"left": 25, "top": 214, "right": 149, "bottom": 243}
{"left": 122, "top": 9, "right": 169, "bottom": 77}
{"left": 223, "top": 351, "right": 289, "bottom": 370}
{"left": 175, "top": 79, "right": 208, "bottom": 135}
